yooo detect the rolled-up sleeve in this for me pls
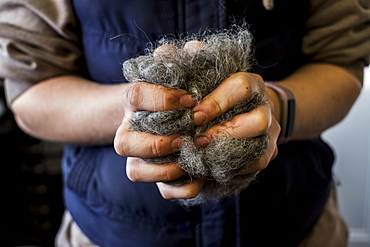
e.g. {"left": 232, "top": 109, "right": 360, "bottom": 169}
{"left": 303, "top": 0, "right": 370, "bottom": 81}
{"left": 0, "top": 0, "right": 82, "bottom": 104}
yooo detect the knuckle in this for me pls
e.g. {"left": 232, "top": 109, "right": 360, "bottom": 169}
{"left": 251, "top": 73, "right": 264, "bottom": 84}
{"left": 157, "top": 183, "right": 174, "bottom": 199}
{"left": 254, "top": 111, "right": 270, "bottom": 133}
{"left": 231, "top": 73, "right": 251, "bottom": 98}
{"left": 249, "top": 73, "right": 265, "bottom": 86}
{"left": 205, "top": 96, "right": 223, "bottom": 115}
{"left": 183, "top": 40, "right": 204, "bottom": 54}
{"left": 162, "top": 167, "right": 180, "bottom": 182}
{"left": 114, "top": 135, "right": 128, "bottom": 157}
{"left": 161, "top": 88, "right": 186, "bottom": 110}
{"left": 161, "top": 93, "right": 174, "bottom": 110}
{"left": 237, "top": 72, "right": 265, "bottom": 91}
{"left": 254, "top": 156, "right": 268, "bottom": 171}
{"left": 114, "top": 126, "right": 132, "bottom": 157}
{"left": 160, "top": 190, "right": 173, "bottom": 200}
{"left": 150, "top": 138, "right": 167, "bottom": 157}
{"left": 158, "top": 166, "right": 172, "bottom": 182}
{"left": 235, "top": 73, "right": 251, "bottom": 88}
{"left": 126, "top": 164, "right": 141, "bottom": 182}
{"left": 232, "top": 73, "right": 262, "bottom": 99}
{"left": 153, "top": 44, "right": 178, "bottom": 61}
{"left": 126, "top": 83, "right": 182, "bottom": 111}
{"left": 125, "top": 83, "right": 143, "bottom": 109}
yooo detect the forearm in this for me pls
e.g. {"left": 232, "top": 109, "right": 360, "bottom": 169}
{"left": 11, "top": 75, "right": 127, "bottom": 145}
{"left": 268, "top": 63, "right": 362, "bottom": 141}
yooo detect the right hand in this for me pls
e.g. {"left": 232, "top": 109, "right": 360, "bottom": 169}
{"left": 114, "top": 81, "right": 207, "bottom": 199}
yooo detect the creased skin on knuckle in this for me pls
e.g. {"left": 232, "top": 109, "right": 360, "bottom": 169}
{"left": 160, "top": 166, "right": 180, "bottom": 182}
{"left": 161, "top": 90, "right": 179, "bottom": 110}
{"left": 160, "top": 167, "right": 171, "bottom": 182}
{"left": 126, "top": 164, "right": 140, "bottom": 182}
{"left": 204, "top": 96, "right": 224, "bottom": 118}
{"left": 113, "top": 134, "right": 127, "bottom": 157}
{"left": 254, "top": 110, "right": 270, "bottom": 134}
{"left": 251, "top": 73, "right": 265, "bottom": 89}
{"left": 122, "top": 25, "right": 271, "bottom": 206}
{"left": 124, "top": 83, "right": 142, "bottom": 110}
{"left": 150, "top": 137, "right": 166, "bottom": 157}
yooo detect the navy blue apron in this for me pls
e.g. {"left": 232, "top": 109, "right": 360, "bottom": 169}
{"left": 63, "top": 0, "right": 334, "bottom": 246}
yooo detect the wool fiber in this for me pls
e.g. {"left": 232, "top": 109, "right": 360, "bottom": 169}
{"left": 123, "top": 26, "right": 269, "bottom": 206}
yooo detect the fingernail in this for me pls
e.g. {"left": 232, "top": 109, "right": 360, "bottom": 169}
{"left": 194, "top": 111, "right": 207, "bottom": 126}
{"left": 195, "top": 136, "right": 210, "bottom": 147}
{"left": 171, "top": 137, "right": 184, "bottom": 150}
{"left": 180, "top": 94, "right": 195, "bottom": 108}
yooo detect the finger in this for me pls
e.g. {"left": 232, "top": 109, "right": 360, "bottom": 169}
{"left": 153, "top": 41, "right": 204, "bottom": 61}
{"left": 153, "top": 44, "right": 179, "bottom": 62}
{"left": 183, "top": 40, "right": 204, "bottom": 55}
{"left": 114, "top": 121, "right": 183, "bottom": 158}
{"left": 193, "top": 72, "right": 265, "bottom": 126}
{"left": 156, "top": 179, "right": 206, "bottom": 199}
{"left": 239, "top": 117, "right": 280, "bottom": 175}
{"left": 194, "top": 102, "right": 273, "bottom": 147}
{"left": 123, "top": 82, "right": 195, "bottom": 112}
{"left": 126, "top": 157, "right": 186, "bottom": 183}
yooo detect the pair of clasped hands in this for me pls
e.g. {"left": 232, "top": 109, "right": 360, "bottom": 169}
{"left": 114, "top": 41, "right": 280, "bottom": 200}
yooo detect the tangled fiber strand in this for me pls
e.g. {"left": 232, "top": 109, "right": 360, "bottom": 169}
{"left": 123, "top": 26, "right": 269, "bottom": 206}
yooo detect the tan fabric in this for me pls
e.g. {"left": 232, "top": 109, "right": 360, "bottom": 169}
{"left": 303, "top": 0, "right": 370, "bottom": 81}
{"left": 299, "top": 182, "right": 349, "bottom": 247}
{"left": 0, "top": 0, "right": 82, "bottom": 105}
{"left": 55, "top": 211, "right": 98, "bottom": 247}
{"left": 0, "top": 0, "right": 370, "bottom": 104}
{"left": 55, "top": 183, "right": 348, "bottom": 246}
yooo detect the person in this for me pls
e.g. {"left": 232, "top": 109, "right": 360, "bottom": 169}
{"left": 1, "top": 0, "right": 369, "bottom": 246}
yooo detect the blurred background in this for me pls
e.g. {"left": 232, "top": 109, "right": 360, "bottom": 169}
{"left": 323, "top": 66, "right": 370, "bottom": 247}
{"left": 0, "top": 67, "right": 369, "bottom": 247}
{"left": 0, "top": 87, "right": 64, "bottom": 247}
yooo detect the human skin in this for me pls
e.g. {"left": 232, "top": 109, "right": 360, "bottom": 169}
{"left": 11, "top": 62, "right": 361, "bottom": 200}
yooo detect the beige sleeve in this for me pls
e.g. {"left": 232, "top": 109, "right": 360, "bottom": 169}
{"left": 0, "top": 0, "right": 82, "bottom": 104}
{"left": 303, "top": 0, "right": 370, "bottom": 82}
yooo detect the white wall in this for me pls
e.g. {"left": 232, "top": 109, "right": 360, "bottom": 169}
{"left": 323, "top": 67, "right": 370, "bottom": 247}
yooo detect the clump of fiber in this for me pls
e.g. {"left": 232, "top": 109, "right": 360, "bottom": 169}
{"left": 123, "top": 26, "right": 269, "bottom": 206}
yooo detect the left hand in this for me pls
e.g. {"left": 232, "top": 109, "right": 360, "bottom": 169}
{"left": 157, "top": 72, "right": 280, "bottom": 199}
{"left": 191, "top": 72, "right": 280, "bottom": 175}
